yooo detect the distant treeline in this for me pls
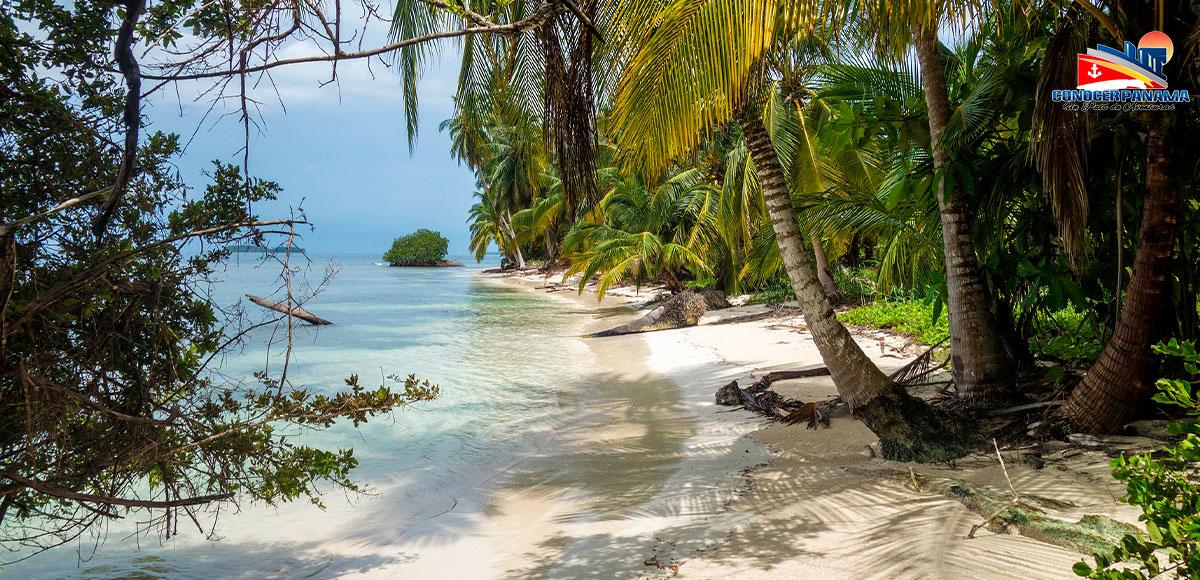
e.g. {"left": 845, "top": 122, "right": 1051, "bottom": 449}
{"left": 228, "top": 244, "right": 306, "bottom": 254}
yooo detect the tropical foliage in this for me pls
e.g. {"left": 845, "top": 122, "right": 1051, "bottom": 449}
{"left": 424, "top": 0, "right": 1200, "bottom": 454}
{"left": 837, "top": 299, "right": 951, "bottom": 347}
{"left": 6, "top": 0, "right": 1200, "bottom": 565}
{"left": 1076, "top": 340, "right": 1200, "bottom": 579}
{"left": 385, "top": 229, "right": 451, "bottom": 264}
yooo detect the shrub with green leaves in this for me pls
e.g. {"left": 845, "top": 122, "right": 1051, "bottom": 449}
{"left": 1, "top": 2, "right": 441, "bottom": 552}
{"left": 1074, "top": 339, "right": 1200, "bottom": 579}
{"left": 384, "top": 229, "right": 450, "bottom": 264}
{"left": 836, "top": 299, "right": 951, "bottom": 346}
{"left": 746, "top": 275, "right": 795, "bottom": 305}
{"left": 1029, "top": 307, "right": 1105, "bottom": 365}
{"left": 833, "top": 265, "right": 879, "bottom": 305}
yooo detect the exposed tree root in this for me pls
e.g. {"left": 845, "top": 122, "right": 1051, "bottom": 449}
{"left": 746, "top": 367, "right": 832, "bottom": 391}
{"left": 712, "top": 347, "right": 987, "bottom": 462}
{"left": 713, "top": 367, "right": 982, "bottom": 457}
{"left": 854, "top": 389, "right": 979, "bottom": 462}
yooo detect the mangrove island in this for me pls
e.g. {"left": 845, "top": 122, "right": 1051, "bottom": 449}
{"left": 384, "top": 229, "right": 462, "bottom": 267}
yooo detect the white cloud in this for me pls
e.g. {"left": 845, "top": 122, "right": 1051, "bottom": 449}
{"left": 146, "top": 25, "right": 463, "bottom": 119}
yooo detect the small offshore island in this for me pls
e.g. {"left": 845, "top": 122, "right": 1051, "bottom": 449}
{"left": 383, "top": 229, "right": 463, "bottom": 267}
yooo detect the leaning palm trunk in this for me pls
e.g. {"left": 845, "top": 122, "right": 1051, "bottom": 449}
{"left": 512, "top": 245, "right": 527, "bottom": 269}
{"left": 811, "top": 234, "right": 843, "bottom": 304}
{"left": 1063, "top": 114, "right": 1180, "bottom": 433}
{"left": 503, "top": 213, "right": 527, "bottom": 269}
{"left": 914, "top": 28, "right": 1012, "bottom": 408}
{"left": 543, "top": 229, "right": 557, "bottom": 266}
{"left": 740, "top": 109, "right": 973, "bottom": 461}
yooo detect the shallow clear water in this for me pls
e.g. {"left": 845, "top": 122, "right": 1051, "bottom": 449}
{"left": 11, "top": 253, "right": 670, "bottom": 578}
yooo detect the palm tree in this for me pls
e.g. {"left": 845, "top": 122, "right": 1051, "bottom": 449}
{"left": 562, "top": 167, "right": 715, "bottom": 296}
{"left": 1045, "top": 1, "right": 1189, "bottom": 432}
{"left": 445, "top": 96, "right": 549, "bottom": 270}
{"left": 609, "top": 1, "right": 1015, "bottom": 409}
{"left": 816, "top": 0, "right": 1009, "bottom": 407}
{"left": 468, "top": 189, "right": 525, "bottom": 265}
{"left": 765, "top": 85, "right": 847, "bottom": 303}
{"left": 610, "top": 0, "right": 972, "bottom": 459}
{"left": 910, "top": 25, "right": 1013, "bottom": 407}
{"left": 1061, "top": 113, "right": 1181, "bottom": 432}
{"left": 482, "top": 112, "right": 546, "bottom": 214}
{"left": 512, "top": 184, "right": 566, "bottom": 264}
{"left": 802, "top": 32, "right": 1016, "bottom": 298}
{"left": 715, "top": 137, "right": 778, "bottom": 294}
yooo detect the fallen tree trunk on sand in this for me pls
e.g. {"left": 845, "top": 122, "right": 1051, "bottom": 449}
{"left": 591, "top": 289, "right": 730, "bottom": 337}
{"left": 245, "top": 294, "right": 332, "bottom": 325}
{"left": 881, "top": 468, "right": 1139, "bottom": 555}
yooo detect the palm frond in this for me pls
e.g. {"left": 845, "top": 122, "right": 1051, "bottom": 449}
{"left": 610, "top": 0, "right": 809, "bottom": 177}
{"left": 1031, "top": 4, "right": 1090, "bottom": 269}
{"left": 391, "top": 0, "right": 455, "bottom": 148}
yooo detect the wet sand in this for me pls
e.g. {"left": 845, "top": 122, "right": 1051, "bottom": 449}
{"left": 49, "top": 267, "right": 1133, "bottom": 580}
{"left": 492, "top": 272, "right": 1143, "bottom": 580}
{"left": 376, "top": 273, "right": 772, "bottom": 579}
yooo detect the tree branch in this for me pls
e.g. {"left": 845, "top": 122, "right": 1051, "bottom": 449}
{"left": 140, "top": 4, "right": 555, "bottom": 83}
{"left": 0, "top": 470, "right": 233, "bottom": 509}
{"left": 93, "top": 0, "right": 147, "bottom": 237}
{"left": 0, "top": 186, "right": 114, "bottom": 237}
{"left": 9, "top": 220, "right": 309, "bottom": 330}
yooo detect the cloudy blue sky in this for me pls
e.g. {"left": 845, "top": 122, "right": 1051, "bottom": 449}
{"left": 147, "top": 41, "right": 476, "bottom": 257}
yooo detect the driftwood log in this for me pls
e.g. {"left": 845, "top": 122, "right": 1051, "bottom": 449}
{"left": 245, "top": 294, "right": 332, "bottom": 325}
{"left": 715, "top": 367, "right": 839, "bottom": 428}
{"left": 591, "top": 289, "right": 730, "bottom": 337}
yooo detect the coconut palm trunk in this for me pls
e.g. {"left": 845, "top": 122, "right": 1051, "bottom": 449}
{"left": 913, "top": 28, "right": 1012, "bottom": 408}
{"left": 740, "top": 109, "right": 973, "bottom": 461}
{"left": 543, "top": 230, "right": 557, "bottom": 265}
{"left": 811, "top": 234, "right": 843, "bottom": 303}
{"left": 501, "top": 213, "right": 527, "bottom": 269}
{"left": 512, "top": 244, "right": 527, "bottom": 269}
{"left": 1063, "top": 113, "right": 1180, "bottom": 433}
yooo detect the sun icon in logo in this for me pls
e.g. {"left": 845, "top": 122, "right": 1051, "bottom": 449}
{"left": 1138, "top": 31, "right": 1174, "bottom": 63}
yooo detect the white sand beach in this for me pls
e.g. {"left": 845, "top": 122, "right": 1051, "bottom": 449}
{"left": 13, "top": 267, "right": 1142, "bottom": 580}
{"left": 479, "top": 270, "right": 1143, "bottom": 580}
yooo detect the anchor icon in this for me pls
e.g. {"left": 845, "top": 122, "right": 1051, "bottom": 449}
{"left": 1087, "top": 63, "right": 1102, "bottom": 79}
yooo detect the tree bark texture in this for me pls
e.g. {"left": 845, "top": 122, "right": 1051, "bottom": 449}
{"left": 914, "top": 28, "right": 1013, "bottom": 408}
{"left": 1064, "top": 112, "right": 1180, "bottom": 433}
{"left": 740, "top": 109, "right": 976, "bottom": 461}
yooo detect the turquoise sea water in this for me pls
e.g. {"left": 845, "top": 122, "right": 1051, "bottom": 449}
{"left": 11, "top": 253, "right": 649, "bottom": 578}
